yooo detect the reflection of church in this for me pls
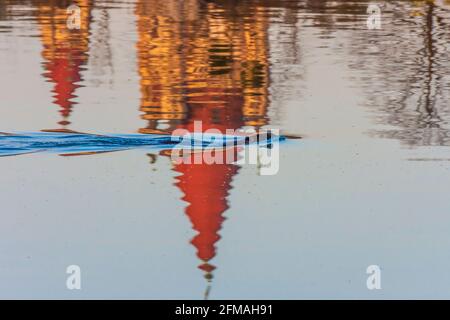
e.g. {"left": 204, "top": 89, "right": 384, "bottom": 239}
{"left": 135, "top": 0, "right": 272, "bottom": 288}
{"left": 136, "top": 0, "right": 270, "bottom": 134}
{"left": 34, "top": 0, "right": 273, "bottom": 295}
{"left": 35, "top": 0, "right": 91, "bottom": 128}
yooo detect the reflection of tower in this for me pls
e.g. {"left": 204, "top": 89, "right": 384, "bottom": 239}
{"left": 175, "top": 153, "right": 238, "bottom": 283}
{"left": 36, "top": 0, "right": 91, "bottom": 128}
{"left": 136, "top": 0, "right": 271, "bottom": 290}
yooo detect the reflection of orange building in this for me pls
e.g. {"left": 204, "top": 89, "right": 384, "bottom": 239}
{"left": 36, "top": 0, "right": 91, "bottom": 127}
{"left": 136, "top": 0, "right": 270, "bottom": 134}
{"left": 136, "top": 0, "right": 271, "bottom": 287}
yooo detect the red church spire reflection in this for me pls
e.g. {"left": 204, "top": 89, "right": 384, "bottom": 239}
{"left": 36, "top": 0, "right": 91, "bottom": 128}
{"left": 172, "top": 107, "right": 243, "bottom": 281}
{"left": 175, "top": 152, "right": 238, "bottom": 282}
{"left": 44, "top": 54, "right": 83, "bottom": 126}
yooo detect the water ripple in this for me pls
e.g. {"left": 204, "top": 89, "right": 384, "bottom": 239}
{"left": 0, "top": 131, "right": 286, "bottom": 157}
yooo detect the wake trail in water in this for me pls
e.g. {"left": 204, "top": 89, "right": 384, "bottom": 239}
{"left": 0, "top": 131, "right": 287, "bottom": 157}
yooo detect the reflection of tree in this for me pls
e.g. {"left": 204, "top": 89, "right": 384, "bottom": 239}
{"left": 0, "top": 2, "right": 7, "bottom": 21}
{"left": 89, "top": 6, "right": 114, "bottom": 86}
{"left": 0, "top": 1, "right": 33, "bottom": 29}
{"left": 364, "top": 0, "right": 450, "bottom": 146}
{"left": 302, "top": 0, "right": 450, "bottom": 147}
{"left": 419, "top": 1, "right": 438, "bottom": 122}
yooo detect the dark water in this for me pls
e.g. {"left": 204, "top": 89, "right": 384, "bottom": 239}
{"left": 1, "top": 0, "right": 450, "bottom": 299}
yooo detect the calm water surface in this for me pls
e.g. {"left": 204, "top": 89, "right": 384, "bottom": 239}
{"left": 1, "top": 0, "right": 450, "bottom": 299}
